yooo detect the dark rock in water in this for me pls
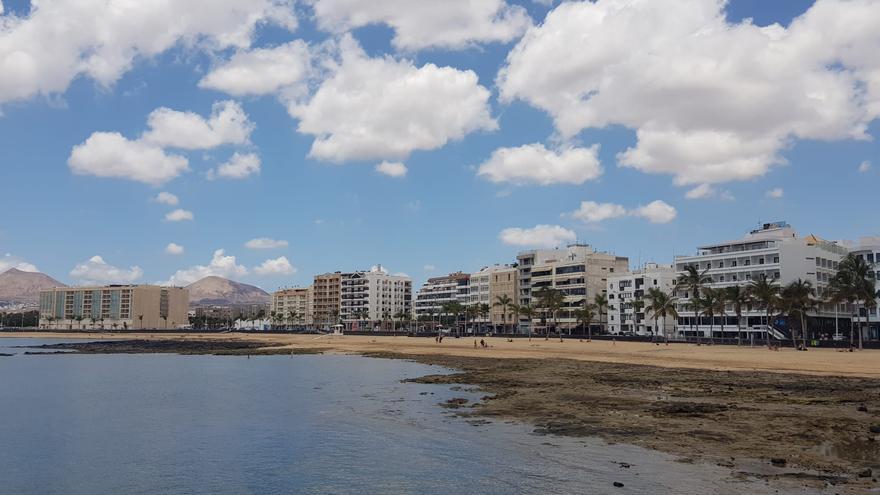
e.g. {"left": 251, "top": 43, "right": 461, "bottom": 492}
{"left": 858, "top": 468, "right": 873, "bottom": 478}
{"left": 441, "top": 398, "right": 470, "bottom": 409}
{"left": 0, "top": 353, "right": 14, "bottom": 357}
{"left": 869, "top": 425, "right": 880, "bottom": 434}
{"left": 857, "top": 405, "right": 868, "bottom": 412}
{"left": 650, "top": 402, "right": 729, "bottom": 417}
{"left": 22, "top": 339, "right": 321, "bottom": 356}
{"left": 770, "top": 458, "right": 787, "bottom": 467}
{"left": 613, "top": 481, "right": 624, "bottom": 488}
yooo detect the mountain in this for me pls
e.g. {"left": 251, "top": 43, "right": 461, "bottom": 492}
{"left": 0, "top": 268, "right": 66, "bottom": 307}
{"left": 185, "top": 276, "right": 270, "bottom": 307}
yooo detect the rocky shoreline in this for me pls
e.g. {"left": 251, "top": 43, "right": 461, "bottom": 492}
{"left": 23, "top": 339, "right": 325, "bottom": 356}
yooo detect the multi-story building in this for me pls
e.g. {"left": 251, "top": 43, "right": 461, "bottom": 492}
{"left": 414, "top": 272, "right": 470, "bottom": 320}
{"left": 313, "top": 272, "right": 342, "bottom": 328}
{"left": 340, "top": 266, "right": 412, "bottom": 330}
{"left": 39, "top": 285, "right": 188, "bottom": 330}
{"left": 674, "top": 222, "right": 848, "bottom": 340}
{"left": 851, "top": 237, "right": 880, "bottom": 341}
{"left": 270, "top": 286, "right": 313, "bottom": 326}
{"left": 465, "top": 265, "right": 519, "bottom": 329}
{"left": 607, "top": 263, "right": 677, "bottom": 336}
{"left": 516, "top": 244, "right": 629, "bottom": 333}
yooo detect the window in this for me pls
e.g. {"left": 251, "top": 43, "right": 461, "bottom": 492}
{"left": 718, "top": 261, "right": 724, "bottom": 268}
{"left": 759, "top": 258, "right": 764, "bottom": 265}
{"left": 731, "top": 260, "right": 737, "bottom": 267}
{"left": 773, "top": 256, "right": 779, "bottom": 263}
{"left": 744, "top": 260, "right": 751, "bottom": 266}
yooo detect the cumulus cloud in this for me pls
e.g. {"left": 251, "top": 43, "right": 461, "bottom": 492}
{"left": 0, "top": 0, "right": 297, "bottom": 105}
{"left": 165, "top": 243, "right": 185, "bottom": 255}
{"left": 498, "top": 0, "right": 880, "bottom": 185}
{"left": 68, "top": 132, "right": 188, "bottom": 185}
{"left": 478, "top": 143, "right": 601, "bottom": 185}
{"left": 375, "top": 161, "right": 408, "bottom": 178}
{"left": 1, "top": 253, "right": 38, "bottom": 273}
{"left": 163, "top": 249, "right": 248, "bottom": 286}
{"left": 70, "top": 255, "right": 142, "bottom": 284}
{"left": 245, "top": 237, "right": 288, "bottom": 249}
{"left": 254, "top": 256, "right": 296, "bottom": 275}
{"left": 765, "top": 188, "right": 784, "bottom": 199}
{"left": 568, "top": 200, "right": 677, "bottom": 224}
{"left": 165, "top": 209, "right": 194, "bottom": 222}
{"left": 199, "top": 40, "right": 311, "bottom": 97}
{"left": 684, "top": 184, "right": 735, "bottom": 201}
{"left": 289, "top": 35, "right": 497, "bottom": 163}
{"left": 499, "top": 224, "right": 576, "bottom": 248}
{"left": 154, "top": 192, "right": 179, "bottom": 206}
{"left": 859, "top": 160, "right": 872, "bottom": 173}
{"left": 209, "top": 152, "right": 261, "bottom": 179}
{"left": 142, "top": 101, "right": 254, "bottom": 150}
{"left": 308, "top": 0, "right": 531, "bottom": 50}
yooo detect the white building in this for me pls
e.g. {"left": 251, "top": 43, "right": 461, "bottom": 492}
{"left": 851, "top": 237, "right": 880, "bottom": 341}
{"left": 607, "top": 263, "right": 678, "bottom": 337}
{"left": 414, "top": 272, "right": 470, "bottom": 320}
{"left": 340, "top": 266, "right": 412, "bottom": 330}
{"left": 674, "top": 222, "right": 848, "bottom": 340}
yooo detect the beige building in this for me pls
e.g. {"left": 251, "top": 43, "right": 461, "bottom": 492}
{"left": 39, "top": 285, "right": 189, "bottom": 330}
{"left": 270, "top": 286, "right": 313, "bottom": 326}
{"left": 466, "top": 265, "right": 518, "bottom": 328}
{"left": 313, "top": 272, "right": 342, "bottom": 328}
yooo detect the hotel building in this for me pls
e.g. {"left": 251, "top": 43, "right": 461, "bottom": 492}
{"left": 674, "top": 222, "right": 848, "bottom": 340}
{"left": 39, "top": 285, "right": 189, "bottom": 330}
{"left": 607, "top": 263, "right": 678, "bottom": 336}
{"left": 516, "top": 244, "right": 629, "bottom": 333}
{"left": 340, "top": 267, "right": 412, "bottom": 330}
{"left": 270, "top": 286, "right": 313, "bottom": 326}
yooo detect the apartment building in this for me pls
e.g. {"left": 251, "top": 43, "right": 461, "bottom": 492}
{"left": 464, "top": 265, "right": 519, "bottom": 328}
{"left": 340, "top": 266, "right": 412, "bottom": 330}
{"left": 39, "top": 285, "right": 188, "bottom": 330}
{"left": 270, "top": 286, "right": 313, "bottom": 326}
{"left": 607, "top": 263, "right": 677, "bottom": 336}
{"left": 851, "top": 237, "right": 880, "bottom": 341}
{"left": 674, "top": 222, "right": 848, "bottom": 340}
{"left": 414, "top": 272, "right": 470, "bottom": 320}
{"left": 313, "top": 272, "right": 342, "bottom": 328}
{"left": 517, "top": 244, "right": 629, "bottom": 333}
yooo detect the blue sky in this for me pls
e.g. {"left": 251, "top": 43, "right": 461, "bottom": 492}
{"left": 0, "top": 0, "right": 877, "bottom": 290}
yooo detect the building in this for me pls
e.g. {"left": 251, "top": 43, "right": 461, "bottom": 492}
{"left": 607, "top": 263, "right": 677, "bottom": 336}
{"left": 39, "top": 285, "right": 189, "bottom": 330}
{"left": 851, "top": 237, "right": 880, "bottom": 341}
{"left": 340, "top": 266, "right": 412, "bottom": 330}
{"left": 674, "top": 222, "right": 848, "bottom": 340}
{"left": 313, "top": 272, "right": 342, "bottom": 328}
{"left": 270, "top": 286, "right": 313, "bottom": 326}
{"left": 465, "top": 265, "right": 519, "bottom": 329}
{"left": 516, "top": 244, "right": 629, "bottom": 333}
{"left": 414, "top": 272, "right": 470, "bottom": 321}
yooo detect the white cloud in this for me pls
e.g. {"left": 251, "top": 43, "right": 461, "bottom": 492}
{"left": 142, "top": 101, "right": 254, "bottom": 150}
{"left": 165, "top": 209, "right": 194, "bottom": 222}
{"left": 209, "top": 152, "right": 261, "bottom": 179}
{"left": 685, "top": 184, "right": 715, "bottom": 200}
{"left": 498, "top": 0, "right": 880, "bottom": 185}
{"left": 289, "top": 35, "right": 497, "bottom": 163}
{"left": 199, "top": 40, "right": 312, "bottom": 97}
{"left": 477, "top": 143, "right": 602, "bottom": 186}
{"left": 766, "top": 188, "right": 784, "bottom": 199}
{"left": 375, "top": 161, "right": 408, "bottom": 178}
{"left": 859, "top": 160, "right": 872, "bottom": 173}
{"left": 245, "top": 238, "right": 289, "bottom": 249}
{"left": 70, "top": 255, "right": 142, "bottom": 284}
{"left": 164, "top": 249, "right": 248, "bottom": 286}
{"left": 308, "top": 0, "right": 531, "bottom": 51}
{"left": 423, "top": 264, "right": 436, "bottom": 272}
{"left": 254, "top": 256, "right": 296, "bottom": 276}
{"left": 1, "top": 253, "right": 38, "bottom": 273}
{"left": 68, "top": 132, "right": 188, "bottom": 185}
{"left": 154, "top": 192, "right": 179, "bottom": 206}
{"left": 499, "top": 224, "right": 576, "bottom": 248}
{"left": 165, "top": 243, "right": 185, "bottom": 255}
{"left": 0, "top": 0, "right": 297, "bottom": 105}
{"left": 567, "top": 199, "right": 677, "bottom": 224}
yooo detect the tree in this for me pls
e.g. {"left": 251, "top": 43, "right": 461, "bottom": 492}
{"left": 677, "top": 265, "right": 711, "bottom": 342}
{"left": 394, "top": 309, "right": 409, "bottom": 332}
{"left": 493, "top": 294, "right": 513, "bottom": 334}
{"left": 724, "top": 285, "right": 751, "bottom": 346}
{"left": 270, "top": 310, "right": 278, "bottom": 330}
{"left": 517, "top": 304, "right": 536, "bottom": 341}
{"left": 574, "top": 304, "right": 597, "bottom": 341}
{"left": 594, "top": 293, "right": 609, "bottom": 334}
{"left": 137, "top": 314, "right": 144, "bottom": 330}
{"left": 645, "top": 287, "right": 678, "bottom": 343}
{"left": 442, "top": 301, "right": 464, "bottom": 336}
{"left": 75, "top": 315, "right": 84, "bottom": 330}
{"left": 779, "top": 279, "right": 816, "bottom": 349}
{"left": 697, "top": 287, "right": 724, "bottom": 344}
{"left": 287, "top": 310, "right": 299, "bottom": 330}
{"left": 510, "top": 303, "right": 521, "bottom": 334}
{"left": 834, "top": 254, "right": 876, "bottom": 350}
{"left": 747, "top": 277, "right": 780, "bottom": 347}
{"left": 536, "top": 287, "right": 565, "bottom": 340}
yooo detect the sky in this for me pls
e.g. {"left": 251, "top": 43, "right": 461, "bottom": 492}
{"left": 0, "top": 0, "right": 877, "bottom": 291}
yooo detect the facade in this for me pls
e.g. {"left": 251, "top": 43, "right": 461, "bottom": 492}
{"left": 39, "top": 285, "right": 188, "bottom": 330}
{"left": 340, "top": 267, "right": 412, "bottom": 330}
{"left": 465, "top": 265, "right": 519, "bottom": 328}
{"left": 607, "top": 263, "right": 678, "bottom": 336}
{"left": 674, "top": 222, "right": 848, "bottom": 340}
{"left": 270, "top": 286, "right": 313, "bottom": 326}
{"left": 851, "top": 237, "right": 880, "bottom": 341}
{"left": 313, "top": 272, "right": 342, "bottom": 328}
{"left": 414, "top": 272, "right": 470, "bottom": 320}
{"left": 516, "top": 244, "right": 629, "bottom": 333}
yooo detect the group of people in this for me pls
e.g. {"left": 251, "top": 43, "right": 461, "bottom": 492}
{"left": 474, "top": 339, "right": 488, "bottom": 349}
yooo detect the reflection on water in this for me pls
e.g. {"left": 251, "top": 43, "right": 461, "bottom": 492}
{"left": 0, "top": 339, "right": 820, "bottom": 494}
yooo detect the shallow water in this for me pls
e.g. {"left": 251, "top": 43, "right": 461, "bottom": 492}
{"left": 0, "top": 338, "right": 822, "bottom": 494}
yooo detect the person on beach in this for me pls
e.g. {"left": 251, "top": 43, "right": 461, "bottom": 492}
{"left": 474, "top": 339, "right": 478, "bottom": 349}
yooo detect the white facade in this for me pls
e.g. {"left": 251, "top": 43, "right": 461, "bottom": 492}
{"left": 607, "top": 263, "right": 678, "bottom": 336}
{"left": 414, "top": 272, "right": 470, "bottom": 319}
{"left": 674, "top": 222, "right": 848, "bottom": 339}
{"left": 340, "top": 267, "right": 412, "bottom": 328}
{"left": 851, "top": 237, "right": 880, "bottom": 340}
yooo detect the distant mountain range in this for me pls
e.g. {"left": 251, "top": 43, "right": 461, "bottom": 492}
{"left": 186, "top": 276, "right": 270, "bottom": 307}
{"left": 0, "top": 268, "right": 66, "bottom": 307}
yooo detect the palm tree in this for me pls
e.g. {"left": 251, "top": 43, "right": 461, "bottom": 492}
{"left": 697, "top": 287, "right": 723, "bottom": 344}
{"left": 517, "top": 304, "right": 536, "bottom": 341}
{"left": 825, "top": 281, "right": 848, "bottom": 342}
{"left": 536, "top": 287, "right": 565, "bottom": 340}
{"left": 724, "top": 285, "right": 751, "bottom": 346}
{"left": 593, "top": 293, "right": 609, "bottom": 335}
{"left": 75, "top": 315, "right": 84, "bottom": 330}
{"left": 478, "top": 303, "right": 491, "bottom": 334}
{"left": 509, "top": 303, "right": 521, "bottom": 335}
{"left": 287, "top": 310, "right": 299, "bottom": 330}
{"left": 574, "top": 303, "right": 597, "bottom": 340}
{"left": 630, "top": 298, "right": 645, "bottom": 335}
{"left": 780, "top": 279, "right": 816, "bottom": 349}
{"left": 645, "top": 287, "right": 678, "bottom": 343}
{"left": 835, "top": 254, "right": 876, "bottom": 350}
{"left": 493, "top": 294, "right": 513, "bottom": 334}
{"left": 747, "top": 277, "right": 780, "bottom": 347}
{"left": 677, "top": 265, "right": 711, "bottom": 341}
{"left": 394, "top": 310, "right": 408, "bottom": 332}
{"left": 137, "top": 314, "right": 144, "bottom": 330}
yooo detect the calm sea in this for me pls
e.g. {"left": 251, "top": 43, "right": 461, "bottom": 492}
{"left": 0, "top": 338, "right": 809, "bottom": 494}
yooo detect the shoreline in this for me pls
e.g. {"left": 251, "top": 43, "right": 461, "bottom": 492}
{"left": 4, "top": 332, "right": 880, "bottom": 492}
